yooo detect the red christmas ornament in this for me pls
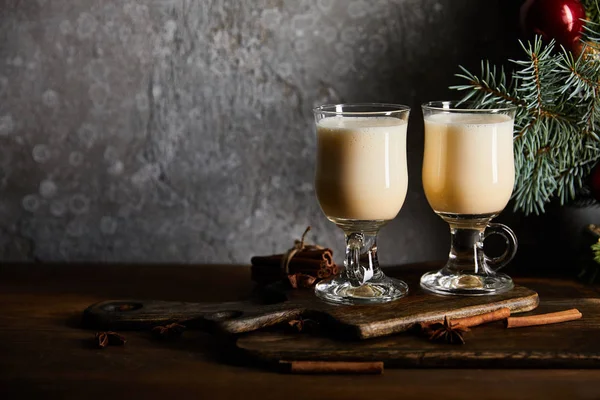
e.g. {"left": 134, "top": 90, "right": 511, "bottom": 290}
{"left": 520, "top": 0, "right": 586, "bottom": 53}
{"left": 590, "top": 162, "right": 600, "bottom": 202}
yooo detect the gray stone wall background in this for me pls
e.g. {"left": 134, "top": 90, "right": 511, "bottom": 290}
{"left": 0, "top": 0, "right": 520, "bottom": 265}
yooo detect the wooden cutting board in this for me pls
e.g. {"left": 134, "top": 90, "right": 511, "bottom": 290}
{"left": 83, "top": 276, "right": 538, "bottom": 340}
{"left": 237, "top": 298, "right": 600, "bottom": 368}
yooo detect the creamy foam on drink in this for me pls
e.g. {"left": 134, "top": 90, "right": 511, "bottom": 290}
{"left": 315, "top": 116, "right": 408, "bottom": 221}
{"left": 422, "top": 112, "right": 514, "bottom": 215}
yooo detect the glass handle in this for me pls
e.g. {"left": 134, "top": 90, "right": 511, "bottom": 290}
{"left": 344, "top": 232, "right": 373, "bottom": 287}
{"left": 484, "top": 223, "right": 518, "bottom": 271}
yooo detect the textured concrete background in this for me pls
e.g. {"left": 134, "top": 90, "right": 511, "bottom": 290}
{"left": 0, "top": 0, "right": 521, "bottom": 265}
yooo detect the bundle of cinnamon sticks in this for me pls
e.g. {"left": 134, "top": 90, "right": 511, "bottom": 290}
{"left": 251, "top": 247, "right": 339, "bottom": 287}
{"left": 250, "top": 226, "right": 339, "bottom": 288}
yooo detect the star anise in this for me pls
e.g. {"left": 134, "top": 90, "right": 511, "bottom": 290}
{"left": 151, "top": 322, "right": 186, "bottom": 339}
{"left": 422, "top": 316, "right": 470, "bottom": 345}
{"left": 95, "top": 331, "right": 126, "bottom": 349}
{"left": 288, "top": 317, "right": 319, "bottom": 333}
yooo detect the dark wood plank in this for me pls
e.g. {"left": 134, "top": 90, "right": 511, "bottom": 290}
{"left": 237, "top": 298, "right": 600, "bottom": 368}
{"left": 81, "top": 268, "right": 538, "bottom": 339}
{"left": 1, "top": 263, "right": 600, "bottom": 399}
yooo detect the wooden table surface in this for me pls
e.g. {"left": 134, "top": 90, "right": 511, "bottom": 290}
{"left": 1, "top": 262, "right": 600, "bottom": 400}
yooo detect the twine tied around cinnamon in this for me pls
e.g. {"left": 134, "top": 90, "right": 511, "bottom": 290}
{"left": 249, "top": 226, "right": 337, "bottom": 288}
{"left": 280, "top": 226, "right": 324, "bottom": 275}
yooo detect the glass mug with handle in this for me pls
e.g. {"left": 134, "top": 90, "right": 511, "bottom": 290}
{"left": 420, "top": 101, "right": 518, "bottom": 295}
{"left": 313, "top": 103, "right": 410, "bottom": 305}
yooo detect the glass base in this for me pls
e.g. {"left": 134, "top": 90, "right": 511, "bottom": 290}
{"left": 420, "top": 269, "right": 514, "bottom": 296}
{"left": 315, "top": 274, "right": 408, "bottom": 305}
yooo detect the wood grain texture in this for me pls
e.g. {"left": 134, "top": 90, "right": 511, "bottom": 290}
{"left": 238, "top": 298, "right": 600, "bottom": 368}
{"left": 83, "top": 279, "right": 538, "bottom": 339}
{"left": 1, "top": 263, "right": 600, "bottom": 399}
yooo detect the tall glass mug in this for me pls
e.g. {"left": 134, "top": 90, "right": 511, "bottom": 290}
{"left": 420, "top": 101, "right": 518, "bottom": 296}
{"left": 313, "top": 103, "right": 410, "bottom": 305}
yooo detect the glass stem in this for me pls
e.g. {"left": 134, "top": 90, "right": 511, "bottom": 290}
{"left": 343, "top": 231, "right": 381, "bottom": 287}
{"left": 446, "top": 225, "right": 489, "bottom": 275}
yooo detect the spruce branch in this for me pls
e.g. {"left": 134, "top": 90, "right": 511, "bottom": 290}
{"left": 452, "top": 63, "right": 524, "bottom": 107}
{"left": 592, "top": 238, "right": 600, "bottom": 264}
{"left": 583, "top": 0, "right": 600, "bottom": 28}
{"left": 452, "top": 18, "right": 600, "bottom": 214}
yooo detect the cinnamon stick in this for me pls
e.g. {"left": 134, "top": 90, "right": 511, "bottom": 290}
{"left": 251, "top": 249, "right": 334, "bottom": 269}
{"left": 251, "top": 258, "right": 323, "bottom": 271}
{"left": 251, "top": 264, "right": 333, "bottom": 283}
{"left": 420, "top": 308, "right": 511, "bottom": 330}
{"left": 317, "top": 267, "right": 333, "bottom": 278}
{"left": 287, "top": 273, "right": 317, "bottom": 289}
{"left": 250, "top": 247, "right": 336, "bottom": 285}
{"left": 506, "top": 308, "right": 582, "bottom": 328}
{"left": 451, "top": 307, "right": 511, "bottom": 328}
{"left": 280, "top": 360, "right": 384, "bottom": 375}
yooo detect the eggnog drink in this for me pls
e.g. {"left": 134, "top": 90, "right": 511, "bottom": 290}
{"left": 422, "top": 113, "right": 514, "bottom": 215}
{"left": 315, "top": 116, "right": 408, "bottom": 221}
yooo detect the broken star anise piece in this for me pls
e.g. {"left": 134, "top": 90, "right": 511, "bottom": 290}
{"left": 95, "top": 331, "right": 126, "bottom": 349}
{"left": 288, "top": 317, "right": 319, "bottom": 333}
{"left": 422, "top": 316, "right": 470, "bottom": 345}
{"left": 151, "top": 322, "right": 186, "bottom": 339}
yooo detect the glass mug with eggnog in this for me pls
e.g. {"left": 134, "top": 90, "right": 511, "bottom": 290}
{"left": 420, "top": 101, "right": 518, "bottom": 296}
{"left": 313, "top": 103, "right": 410, "bottom": 305}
